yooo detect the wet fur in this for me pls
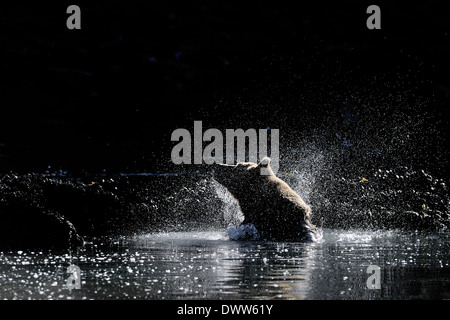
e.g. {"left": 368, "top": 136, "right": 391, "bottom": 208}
{"left": 213, "top": 157, "right": 317, "bottom": 241}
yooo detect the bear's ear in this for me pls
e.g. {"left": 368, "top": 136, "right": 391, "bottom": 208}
{"left": 259, "top": 157, "right": 271, "bottom": 168}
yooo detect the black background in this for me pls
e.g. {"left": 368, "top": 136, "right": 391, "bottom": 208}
{"left": 1, "top": 1, "right": 449, "bottom": 176}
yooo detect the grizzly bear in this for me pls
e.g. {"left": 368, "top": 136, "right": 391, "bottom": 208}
{"left": 212, "top": 157, "right": 318, "bottom": 241}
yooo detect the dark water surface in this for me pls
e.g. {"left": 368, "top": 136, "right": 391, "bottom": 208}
{"left": 0, "top": 228, "right": 449, "bottom": 300}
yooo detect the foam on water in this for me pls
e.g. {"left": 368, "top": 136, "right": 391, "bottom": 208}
{"left": 134, "top": 230, "right": 230, "bottom": 242}
{"left": 227, "top": 224, "right": 260, "bottom": 241}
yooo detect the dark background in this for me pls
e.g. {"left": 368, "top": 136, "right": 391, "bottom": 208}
{"left": 0, "top": 1, "right": 449, "bottom": 177}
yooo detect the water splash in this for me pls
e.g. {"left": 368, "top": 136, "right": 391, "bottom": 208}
{"left": 210, "top": 179, "right": 244, "bottom": 227}
{"left": 273, "top": 88, "right": 450, "bottom": 231}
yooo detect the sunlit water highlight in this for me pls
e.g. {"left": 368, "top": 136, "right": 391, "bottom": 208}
{"left": 1, "top": 228, "right": 449, "bottom": 300}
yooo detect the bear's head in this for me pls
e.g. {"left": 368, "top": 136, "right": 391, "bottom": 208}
{"left": 212, "top": 157, "right": 273, "bottom": 195}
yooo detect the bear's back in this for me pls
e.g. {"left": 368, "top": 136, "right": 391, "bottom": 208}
{"left": 239, "top": 174, "right": 311, "bottom": 228}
